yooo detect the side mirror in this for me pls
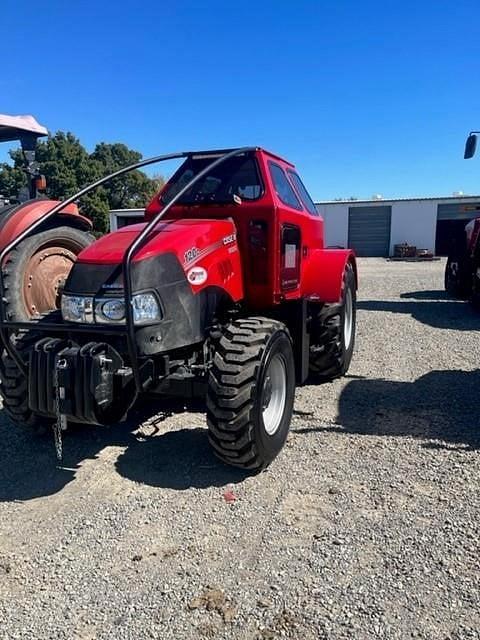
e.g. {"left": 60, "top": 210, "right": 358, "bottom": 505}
{"left": 464, "top": 133, "right": 477, "bottom": 159}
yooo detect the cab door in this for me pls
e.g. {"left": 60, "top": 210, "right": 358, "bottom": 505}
{"left": 267, "top": 160, "right": 307, "bottom": 299}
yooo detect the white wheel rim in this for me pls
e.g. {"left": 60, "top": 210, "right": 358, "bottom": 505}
{"left": 261, "top": 353, "right": 287, "bottom": 436}
{"left": 344, "top": 288, "right": 353, "bottom": 349}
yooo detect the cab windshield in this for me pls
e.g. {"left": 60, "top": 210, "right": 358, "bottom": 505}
{"left": 161, "top": 153, "right": 263, "bottom": 205}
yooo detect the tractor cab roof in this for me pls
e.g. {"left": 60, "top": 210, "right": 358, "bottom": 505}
{"left": 0, "top": 114, "right": 48, "bottom": 144}
{"left": 186, "top": 147, "right": 295, "bottom": 168}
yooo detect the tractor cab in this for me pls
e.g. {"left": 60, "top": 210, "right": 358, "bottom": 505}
{"left": 145, "top": 148, "right": 327, "bottom": 308}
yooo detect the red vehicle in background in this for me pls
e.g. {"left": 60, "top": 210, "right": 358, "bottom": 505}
{"left": 445, "top": 132, "right": 480, "bottom": 306}
{"left": 0, "top": 114, "right": 92, "bottom": 320}
{"left": 0, "top": 147, "right": 357, "bottom": 470}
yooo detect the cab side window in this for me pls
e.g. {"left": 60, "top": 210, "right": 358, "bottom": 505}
{"left": 287, "top": 171, "right": 319, "bottom": 216}
{"left": 268, "top": 162, "right": 302, "bottom": 211}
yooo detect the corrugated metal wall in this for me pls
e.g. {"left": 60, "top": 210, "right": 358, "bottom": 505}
{"left": 348, "top": 206, "right": 392, "bottom": 257}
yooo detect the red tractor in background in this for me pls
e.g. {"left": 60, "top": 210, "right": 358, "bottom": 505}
{"left": 0, "top": 147, "right": 357, "bottom": 470}
{"left": 0, "top": 114, "right": 93, "bottom": 320}
{"left": 444, "top": 132, "right": 480, "bottom": 306}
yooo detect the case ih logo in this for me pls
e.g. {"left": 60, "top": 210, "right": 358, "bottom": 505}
{"left": 223, "top": 233, "right": 236, "bottom": 245}
{"left": 187, "top": 266, "right": 207, "bottom": 285}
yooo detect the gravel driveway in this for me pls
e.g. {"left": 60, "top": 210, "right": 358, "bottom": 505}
{"left": 0, "top": 258, "right": 479, "bottom": 640}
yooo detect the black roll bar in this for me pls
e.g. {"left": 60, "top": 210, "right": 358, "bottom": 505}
{"left": 0, "top": 147, "right": 256, "bottom": 391}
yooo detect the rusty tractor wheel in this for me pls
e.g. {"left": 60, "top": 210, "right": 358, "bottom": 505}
{"left": 2, "top": 226, "right": 94, "bottom": 321}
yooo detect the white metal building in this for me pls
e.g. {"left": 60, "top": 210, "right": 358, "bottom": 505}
{"left": 109, "top": 208, "right": 144, "bottom": 231}
{"left": 316, "top": 195, "right": 480, "bottom": 257}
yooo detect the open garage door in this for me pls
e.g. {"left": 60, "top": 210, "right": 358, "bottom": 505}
{"left": 436, "top": 202, "right": 480, "bottom": 255}
{"left": 348, "top": 206, "right": 391, "bottom": 257}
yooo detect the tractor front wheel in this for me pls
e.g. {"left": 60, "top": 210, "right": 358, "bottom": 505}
{"left": 0, "top": 331, "right": 48, "bottom": 431}
{"left": 2, "top": 226, "right": 93, "bottom": 321}
{"left": 207, "top": 317, "right": 295, "bottom": 471}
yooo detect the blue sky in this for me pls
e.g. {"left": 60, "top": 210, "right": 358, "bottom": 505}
{"left": 1, "top": 0, "right": 480, "bottom": 200}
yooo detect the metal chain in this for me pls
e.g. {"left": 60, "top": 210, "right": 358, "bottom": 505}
{"left": 53, "top": 358, "right": 68, "bottom": 461}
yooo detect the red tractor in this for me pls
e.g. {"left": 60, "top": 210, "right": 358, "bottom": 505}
{"left": 444, "top": 131, "right": 480, "bottom": 305}
{"left": 0, "top": 114, "right": 93, "bottom": 319}
{"left": 0, "top": 147, "right": 357, "bottom": 470}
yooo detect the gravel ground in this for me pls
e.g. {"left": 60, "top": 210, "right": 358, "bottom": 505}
{"left": 0, "top": 257, "right": 479, "bottom": 640}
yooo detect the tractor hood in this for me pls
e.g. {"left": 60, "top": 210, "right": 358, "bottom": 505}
{"left": 65, "top": 216, "right": 243, "bottom": 302}
{"left": 77, "top": 218, "right": 236, "bottom": 266}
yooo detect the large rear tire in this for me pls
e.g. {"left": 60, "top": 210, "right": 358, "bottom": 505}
{"left": 309, "top": 263, "right": 356, "bottom": 380}
{"left": 2, "top": 226, "right": 93, "bottom": 321}
{"left": 207, "top": 317, "right": 295, "bottom": 471}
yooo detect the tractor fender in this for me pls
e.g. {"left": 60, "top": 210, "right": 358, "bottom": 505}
{"left": 0, "top": 199, "right": 92, "bottom": 254}
{"left": 302, "top": 248, "right": 357, "bottom": 303}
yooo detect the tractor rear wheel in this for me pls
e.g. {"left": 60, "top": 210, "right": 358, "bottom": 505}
{"left": 309, "top": 263, "right": 356, "bottom": 380}
{"left": 0, "top": 331, "right": 48, "bottom": 431}
{"left": 2, "top": 226, "right": 93, "bottom": 321}
{"left": 207, "top": 317, "right": 295, "bottom": 471}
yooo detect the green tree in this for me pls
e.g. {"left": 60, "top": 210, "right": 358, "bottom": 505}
{"left": 0, "top": 162, "right": 25, "bottom": 200}
{"left": 37, "top": 132, "right": 98, "bottom": 197}
{"left": 0, "top": 132, "right": 165, "bottom": 234}
{"left": 90, "top": 142, "right": 164, "bottom": 214}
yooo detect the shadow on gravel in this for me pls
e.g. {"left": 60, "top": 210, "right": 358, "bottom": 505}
{"left": 358, "top": 290, "right": 480, "bottom": 331}
{"left": 0, "top": 398, "right": 247, "bottom": 502}
{"left": 400, "top": 290, "right": 451, "bottom": 300}
{"left": 335, "top": 369, "right": 480, "bottom": 450}
{"left": 115, "top": 427, "right": 249, "bottom": 490}
{"left": 0, "top": 411, "right": 133, "bottom": 502}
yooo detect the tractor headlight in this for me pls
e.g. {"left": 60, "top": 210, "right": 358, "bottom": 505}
{"left": 61, "top": 295, "right": 93, "bottom": 323}
{"left": 132, "top": 293, "right": 162, "bottom": 324}
{"left": 94, "top": 293, "right": 161, "bottom": 325}
{"left": 62, "top": 293, "right": 161, "bottom": 325}
{"left": 96, "top": 298, "right": 126, "bottom": 323}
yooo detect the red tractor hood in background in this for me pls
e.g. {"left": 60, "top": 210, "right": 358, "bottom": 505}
{"left": 0, "top": 200, "right": 91, "bottom": 254}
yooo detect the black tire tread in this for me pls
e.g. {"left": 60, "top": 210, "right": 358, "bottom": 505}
{"left": 207, "top": 317, "right": 289, "bottom": 470}
{"left": 309, "top": 263, "right": 356, "bottom": 380}
{"left": 0, "top": 332, "right": 47, "bottom": 429}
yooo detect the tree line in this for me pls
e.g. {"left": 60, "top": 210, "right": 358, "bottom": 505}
{"left": 0, "top": 132, "right": 165, "bottom": 233}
